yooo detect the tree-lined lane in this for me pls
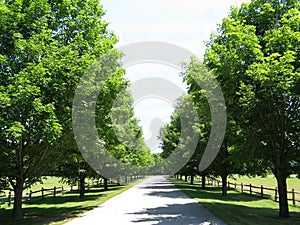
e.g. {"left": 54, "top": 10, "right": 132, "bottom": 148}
{"left": 66, "top": 176, "right": 227, "bottom": 225}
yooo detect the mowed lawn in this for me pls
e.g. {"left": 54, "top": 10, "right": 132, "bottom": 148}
{"left": 226, "top": 175, "right": 300, "bottom": 206}
{"left": 227, "top": 175, "right": 300, "bottom": 192}
{"left": 170, "top": 178, "right": 300, "bottom": 225}
{"left": 0, "top": 177, "right": 143, "bottom": 225}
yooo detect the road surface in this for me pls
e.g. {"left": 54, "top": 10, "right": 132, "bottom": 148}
{"left": 65, "top": 176, "right": 227, "bottom": 225}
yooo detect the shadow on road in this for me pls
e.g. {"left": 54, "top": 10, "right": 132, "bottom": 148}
{"left": 128, "top": 178, "right": 225, "bottom": 225}
{"left": 128, "top": 202, "right": 219, "bottom": 225}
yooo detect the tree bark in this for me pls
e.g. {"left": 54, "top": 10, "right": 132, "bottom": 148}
{"left": 79, "top": 173, "right": 86, "bottom": 198}
{"left": 221, "top": 141, "right": 229, "bottom": 196}
{"left": 201, "top": 174, "right": 206, "bottom": 188}
{"left": 184, "top": 175, "right": 187, "bottom": 182}
{"left": 104, "top": 178, "right": 108, "bottom": 191}
{"left": 12, "top": 178, "right": 24, "bottom": 222}
{"left": 190, "top": 175, "right": 194, "bottom": 185}
{"left": 275, "top": 171, "right": 289, "bottom": 218}
{"left": 221, "top": 164, "right": 228, "bottom": 196}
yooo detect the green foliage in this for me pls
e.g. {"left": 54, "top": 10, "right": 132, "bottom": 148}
{"left": 0, "top": 0, "right": 118, "bottom": 221}
{"left": 204, "top": 0, "right": 300, "bottom": 217}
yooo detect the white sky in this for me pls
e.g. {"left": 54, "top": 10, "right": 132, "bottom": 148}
{"left": 101, "top": 0, "right": 250, "bottom": 153}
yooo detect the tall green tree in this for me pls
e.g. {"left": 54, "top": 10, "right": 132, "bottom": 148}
{"left": 205, "top": 0, "right": 300, "bottom": 217}
{"left": 0, "top": 0, "right": 117, "bottom": 221}
{"left": 160, "top": 95, "right": 200, "bottom": 177}
{"left": 181, "top": 60, "right": 246, "bottom": 195}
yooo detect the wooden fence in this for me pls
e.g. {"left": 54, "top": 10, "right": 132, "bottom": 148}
{"left": 0, "top": 179, "right": 102, "bottom": 207}
{"left": 1, "top": 186, "right": 75, "bottom": 207}
{"left": 0, "top": 175, "right": 142, "bottom": 207}
{"left": 201, "top": 177, "right": 300, "bottom": 206}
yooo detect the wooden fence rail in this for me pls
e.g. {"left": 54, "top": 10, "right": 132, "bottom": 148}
{"left": 0, "top": 180, "right": 99, "bottom": 207}
{"left": 203, "top": 177, "right": 300, "bottom": 206}
{"left": 0, "top": 175, "right": 141, "bottom": 207}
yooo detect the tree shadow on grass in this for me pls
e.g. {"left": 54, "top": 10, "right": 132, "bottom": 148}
{"left": 26, "top": 193, "right": 100, "bottom": 205}
{"left": 202, "top": 202, "right": 300, "bottom": 225}
{"left": 0, "top": 203, "right": 99, "bottom": 225}
{"left": 0, "top": 186, "right": 125, "bottom": 225}
{"left": 171, "top": 180, "right": 300, "bottom": 224}
{"left": 174, "top": 181, "right": 265, "bottom": 203}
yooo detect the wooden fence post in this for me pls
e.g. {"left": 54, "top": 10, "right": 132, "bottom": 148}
{"left": 234, "top": 183, "right": 237, "bottom": 190}
{"left": 261, "top": 185, "right": 263, "bottom": 198}
{"left": 250, "top": 184, "right": 252, "bottom": 195}
{"left": 62, "top": 186, "right": 64, "bottom": 195}
{"left": 275, "top": 187, "right": 278, "bottom": 201}
{"left": 292, "top": 189, "right": 295, "bottom": 206}
{"left": 54, "top": 186, "right": 56, "bottom": 197}
{"left": 42, "top": 187, "right": 44, "bottom": 199}
{"left": 29, "top": 190, "right": 32, "bottom": 202}
{"left": 8, "top": 191, "right": 11, "bottom": 207}
{"left": 241, "top": 183, "right": 243, "bottom": 192}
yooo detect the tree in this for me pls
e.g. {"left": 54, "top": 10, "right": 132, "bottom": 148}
{"left": 204, "top": 0, "right": 300, "bottom": 217}
{"left": 160, "top": 95, "right": 200, "bottom": 177}
{"left": 181, "top": 59, "right": 247, "bottom": 195}
{"left": 71, "top": 52, "right": 155, "bottom": 185}
{"left": 0, "top": 0, "right": 117, "bottom": 221}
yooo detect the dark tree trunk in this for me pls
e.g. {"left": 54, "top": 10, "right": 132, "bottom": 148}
{"left": 221, "top": 162, "right": 228, "bottom": 196}
{"left": 275, "top": 171, "right": 289, "bottom": 218}
{"left": 184, "top": 175, "right": 187, "bottom": 182}
{"left": 201, "top": 174, "right": 206, "bottom": 188}
{"left": 221, "top": 141, "right": 229, "bottom": 196}
{"left": 180, "top": 175, "right": 183, "bottom": 180}
{"left": 104, "top": 178, "right": 108, "bottom": 191}
{"left": 124, "top": 175, "right": 128, "bottom": 183}
{"left": 190, "top": 175, "right": 194, "bottom": 185}
{"left": 12, "top": 178, "right": 24, "bottom": 222}
{"left": 79, "top": 173, "right": 86, "bottom": 198}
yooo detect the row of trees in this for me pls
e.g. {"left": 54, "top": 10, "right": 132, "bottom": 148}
{"left": 0, "top": 0, "right": 154, "bottom": 222}
{"left": 161, "top": 0, "right": 299, "bottom": 219}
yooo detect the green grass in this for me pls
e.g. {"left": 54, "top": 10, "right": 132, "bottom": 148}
{"left": 228, "top": 175, "right": 300, "bottom": 192}
{"left": 170, "top": 178, "right": 300, "bottom": 225}
{"left": 226, "top": 175, "right": 300, "bottom": 206}
{"left": 28, "top": 177, "right": 63, "bottom": 192}
{"left": 0, "top": 178, "right": 143, "bottom": 225}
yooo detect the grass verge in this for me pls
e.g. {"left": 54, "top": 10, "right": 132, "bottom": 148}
{"left": 0, "top": 178, "right": 144, "bottom": 225}
{"left": 228, "top": 175, "right": 300, "bottom": 192}
{"left": 169, "top": 178, "right": 300, "bottom": 225}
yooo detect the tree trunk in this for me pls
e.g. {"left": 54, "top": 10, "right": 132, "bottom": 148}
{"left": 190, "top": 175, "right": 194, "bottom": 185}
{"left": 12, "top": 179, "right": 24, "bottom": 222}
{"left": 221, "top": 164, "right": 228, "bottom": 196}
{"left": 180, "top": 175, "right": 182, "bottom": 180}
{"left": 104, "top": 178, "right": 108, "bottom": 191}
{"left": 221, "top": 141, "right": 228, "bottom": 196}
{"left": 184, "top": 175, "right": 187, "bottom": 182}
{"left": 79, "top": 173, "right": 86, "bottom": 198}
{"left": 201, "top": 174, "right": 206, "bottom": 188}
{"left": 275, "top": 173, "right": 289, "bottom": 218}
